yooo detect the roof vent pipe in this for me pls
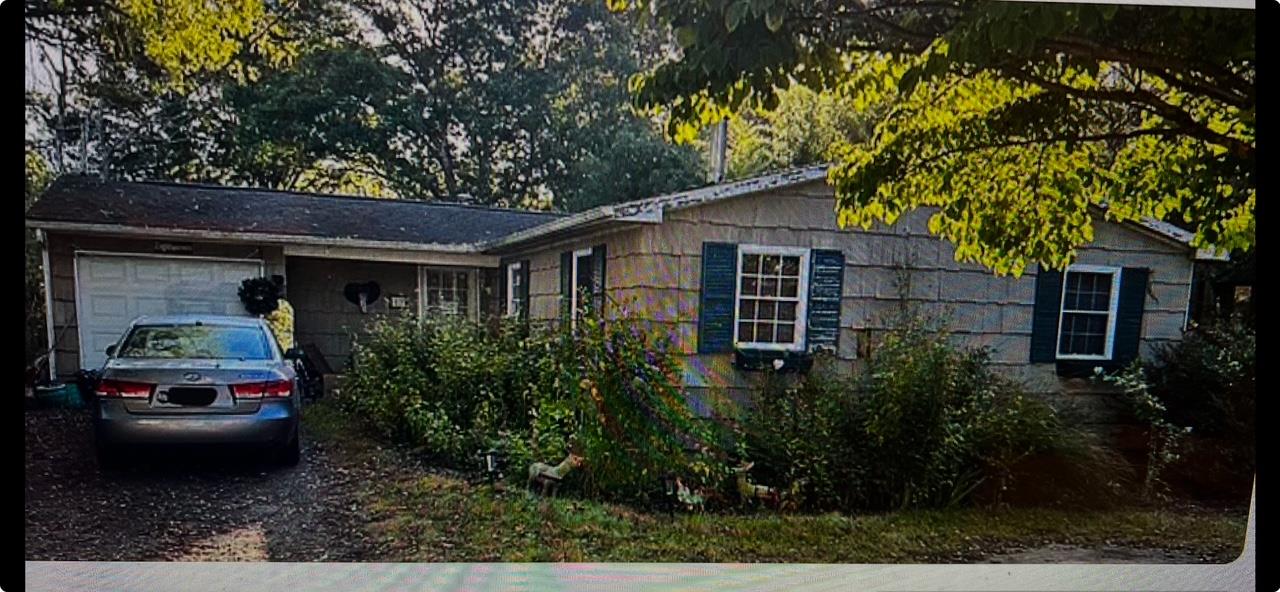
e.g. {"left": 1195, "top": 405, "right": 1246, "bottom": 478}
{"left": 709, "top": 119, "right": 728, "bottom": 184}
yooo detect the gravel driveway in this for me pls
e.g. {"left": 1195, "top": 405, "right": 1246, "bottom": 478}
{"left": 25, "top": 406, "right": 386, "bottom": 562}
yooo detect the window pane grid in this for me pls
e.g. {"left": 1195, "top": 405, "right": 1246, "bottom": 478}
{"left": 1058, "top": 270, "right": 1115, "bottom": 357}
{"left": 1063, "top": 272, "right": 1112, "bottom": 312}
{"left": 506, "top": 264, "right": 524, "bottom": 317}
{"left": 424, "top": 270, "right": 469, "bottom": 317}
{"left": 737, "top": 251, "right": 804, "bottom": 346}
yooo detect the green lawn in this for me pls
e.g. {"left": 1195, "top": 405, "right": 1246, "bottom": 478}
{"left": 304, "top": 400, "right": 1249, "bottom": 563}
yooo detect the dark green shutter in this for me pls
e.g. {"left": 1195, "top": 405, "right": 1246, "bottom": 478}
{"left": 519, "top": 259, "right": 531, "bottom": 321}
{"left": 559, "top": 251, "right": 572, "bottom": 320}
{"left": 592, "top": 244, "right": 607, "bottom": 314}
{"left": 698, "top": 242, "right": 738, "bottom": 353}
{"left": 806, "top": 249, "right": 844, "bottom": 353}
{"left": 1030, "top": 266, "right": 1064, "bottom": 363}
{"left": 1112, "top": 267, "right": 1149, "bottom": 364}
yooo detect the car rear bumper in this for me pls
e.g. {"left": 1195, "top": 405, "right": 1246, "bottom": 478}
{"left": 94, "top": 400, "right": 298, "bottom": 447}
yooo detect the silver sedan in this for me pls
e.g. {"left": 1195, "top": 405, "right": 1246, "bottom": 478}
{"left": 91, "top": 315, "right": 302, "bottom": 467}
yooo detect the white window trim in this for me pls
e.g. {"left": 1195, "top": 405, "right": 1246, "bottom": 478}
{"left": 505, "top": 261, "right": 523, "bottom": 318}
{"left": 418, "top": 266, "right": 477, "bottom": 321}
{"left": 732, "top": 245, "right": 810, "bottom": 352}
{"left": 1055, "top": 264, "right": 1122, "bottom": 360}
{"left": 570, "top": 247, "right": 593, "bottom": 329}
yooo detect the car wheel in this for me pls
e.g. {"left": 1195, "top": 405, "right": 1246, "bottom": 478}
{"left": 277, "top": 433, "right": 301, "bottom": 467}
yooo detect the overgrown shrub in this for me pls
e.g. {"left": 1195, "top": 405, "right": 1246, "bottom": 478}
{"left": 1106, "top": 363, "right": 1188, "bottom": 500}
{"left": 1146, "top": 318, "right": 1254, "bottom": 444}
{"left": 562, "top": 314, "right": 727, "bottom": 502}
{"left": 343, "top": 307, "right": 1130, "bottom": 511}
{"left": 739, "top": 314, "right": 1118, "bottom": 512}
{"left": 1110, "top": 318, "right": 1255, "bottom": 501}
{"left": 343, "top": 314, "right": 537, "bottom": 461}
{"left": 341, "top": 311, "right": 725, "bottom": 505}
{"left": 735, "top": 357, "right": 861, "bottom": 510}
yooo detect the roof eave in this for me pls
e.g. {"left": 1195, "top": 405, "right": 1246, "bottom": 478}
{"left": 481, "top": 206, "right": 629, "bottom": 252}
{"left": 1194, "top": 248, "right": 1230, "bottom": 262}
{"left": 25, "top": 219, "right": 485, "bottom": 253}
{"left": 484, "top": 165, "right": 830, "bottom": 251}
{"left": 1124, "top": 217, "right": 1226, "bottom": 261}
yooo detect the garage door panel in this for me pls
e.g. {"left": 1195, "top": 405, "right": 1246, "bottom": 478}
{"left": 180, "top": 265, "right": 218, "bottom": 283}
{"left": 76, "top": 255, "right": 262, "bottom": 370}
{"left": 87, "top": 331, "right": 122, "bottom": 360}
{"left": 87, "top": 294, "right": 130, "bottom": 318}
{"left": 132, "top": 260, "right": 172, "bottom": 282}
{"left": 218, "top": 266, "right": 254, "bottom": 283}
{"left": 172, "top": 300, "right": 220, "bottom": 315}
{"left": 85, "top": 259, "right": 127, "bottom": 282}
{"left": 134, "top": 296, "right": 168, "bottom": 317}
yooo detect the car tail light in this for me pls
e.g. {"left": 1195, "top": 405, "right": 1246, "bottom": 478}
{"left": 232, "top": 379, "right": 293, "bottom": 399}
{"left": 96, "top": 379, "right": 153, "bottom": 399}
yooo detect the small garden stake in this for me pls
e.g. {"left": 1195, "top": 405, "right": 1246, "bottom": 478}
{"left": 481, "top": 449, "right": 504, "bottom": 490}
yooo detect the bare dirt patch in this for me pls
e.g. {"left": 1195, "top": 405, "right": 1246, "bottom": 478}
{"left": 25, "top": 407, "right": 390, "bottom": 561}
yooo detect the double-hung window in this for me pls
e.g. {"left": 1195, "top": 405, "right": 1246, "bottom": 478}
{"left": 1056, "top": 265, "right": 1121, "bottom": 359}
{"left": 734, "top": 245, "right": 809, "bottom": 351}
{"left": 569, "top": 248, "right": 595, "bottom": 327}
{"left": 421, "top": 268, "right": 472, "bottom": 319}
{"left": 505, "top": 261, "right": 525, "bottom": 318}
{"left": 558, "top": 245, "right": 607, "bottom": 329}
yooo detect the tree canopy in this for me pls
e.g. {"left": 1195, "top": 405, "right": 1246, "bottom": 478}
{"left": 617, "top": 0, "right": 1254, "bottom": 274}
{"left": 726, "top": 85, "right": 877, "bottom": 180}
{"left": 25, "top": 0, "right": 704, "bottom": 211}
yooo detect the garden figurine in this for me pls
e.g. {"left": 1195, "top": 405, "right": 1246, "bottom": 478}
{"left": 733, "top": 461, "right": 781, "bottom": 507}
{"left": 674, "top": 477, "right": 706, "bottom": 511}
{"left": 527, "top": 451, "right": 585, "bottom": 497}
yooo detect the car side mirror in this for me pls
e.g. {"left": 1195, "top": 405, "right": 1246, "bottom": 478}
{"left": 104, "top": 344, "right": 116, "bottom": 357}
{"left": 284, "top": 347, "right": 304, "bottom": 361}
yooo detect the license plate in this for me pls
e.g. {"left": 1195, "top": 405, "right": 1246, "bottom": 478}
{"left": 163, "top": 387, "right": 217, "bottom": 406}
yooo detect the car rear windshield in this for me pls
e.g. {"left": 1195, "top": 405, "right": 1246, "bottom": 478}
{"left": 117, "top": 324, "right": 274, "bottom": 360}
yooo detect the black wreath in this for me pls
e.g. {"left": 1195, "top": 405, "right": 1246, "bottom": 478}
{"left": 343, "top": 281, "right": 382, "bottom": 307}
{"left": 238, "top": 277, "right": 281, "bottom": 316}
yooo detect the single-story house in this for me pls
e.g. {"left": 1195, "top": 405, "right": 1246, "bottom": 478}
{"left": 26, "top": 168, "right": 1219, "bottom": 422}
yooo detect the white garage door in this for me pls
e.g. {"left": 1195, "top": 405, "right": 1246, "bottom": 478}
{"left": 75, "top": 253, "right": 263, "bottom": 369}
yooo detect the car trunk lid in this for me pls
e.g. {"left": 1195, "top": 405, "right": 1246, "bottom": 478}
{"left": 103, "top": 359, "right": 288, "bottom": 415}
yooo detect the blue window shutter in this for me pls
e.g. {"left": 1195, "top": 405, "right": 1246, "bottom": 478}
{"left": 1112, "top": 267, "right": 1149, "bottom": 364}
{"left": 698, "top": 242, "right": 738, "bottom": 353}
{"left": 1030, "top": 266, "right": 1063, "bottom": 363}
{"left": 559, "top": 251, "right": 572, "bottom": 320}
{"left": 806, "top": 249, "right": 844, "bottom": 353}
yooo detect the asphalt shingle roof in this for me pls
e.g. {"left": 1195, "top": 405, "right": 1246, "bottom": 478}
{"left": 25, "top": 176, "right": 562, "bottom": 247}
